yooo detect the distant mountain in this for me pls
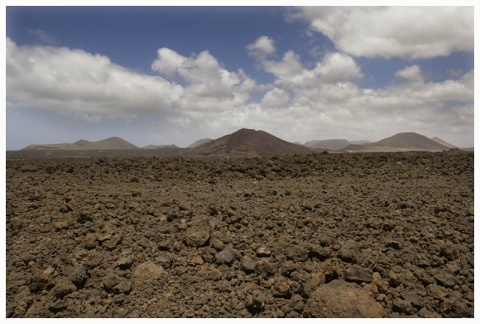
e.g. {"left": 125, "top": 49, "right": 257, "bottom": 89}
{"left": 343, "top": 132, "right": 450, "bottom": 152}
{"left": 187, "top": 138, "right": 213, "bottom": 148}
{"left": 304, "top": 139, "right": 350, "bottom": 149}
{"left": 22, "top": 137, "right": 138, "bottom": 150}
{"left": 350, "top": 140, "right": 371, "bottom": 145}
{"left": 431, "top": 137, "right": 456, "bottom": 148}
{"left": 186, "top": 128, "right": 314, "bottom": 156}
{"left": 142, "top": 144, "right": 179, "bottom": 149}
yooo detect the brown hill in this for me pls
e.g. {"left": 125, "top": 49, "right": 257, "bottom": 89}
{"left": 343, "top": 132, "right": 450, "bottom": 152}
{"left": 23, "top": 137, "right": 138, "bottom": 150}
{"left": 186, "top": 128, "right": 314, "bottom": 156}
{"left": 431, "top": 137, "right": 456, "bottom": 148}
{"left": 187, "top": 138, "right": 213, "bottom": 148}
{"left": 142, "top": 144, "right": 179, "bottom": 149}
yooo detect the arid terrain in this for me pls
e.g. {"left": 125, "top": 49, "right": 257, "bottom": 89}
{"left": 5, "top": 148, "right": 473, "bottom": 318}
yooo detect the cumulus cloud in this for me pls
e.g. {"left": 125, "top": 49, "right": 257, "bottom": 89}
{"left": 395, "top": 65, "right": 424, "bottom": 82}
{"left": 261, "top": 88, "right": 290, "bottom": 108}
{"left": 261, "top": 50, "right": 305, "bottom": 78}
{"left": 297, "top": 7, "right": 474, "bottom": 59}
{"left": 6, "top": 30, "right": 474, "bottom": 150}
{"left": 151, "top": 48, "right": 186, "bottom": 78}
{"left": 6, "top": 38, "right": 182, "bottom": 121}
{"left": 6, "top": 38, "right": 262, "bottom": 125}
{"left": 246, "top": 36, "right": 276, "bottom": 58}
{"left": 256, "top": 50, "right": 362, "bottom": 92}
{"left": 151, "top": 48, "right": 261, "bottom": 113}
{"left": 313, "top": 52, "right": 363, "bottom": 83}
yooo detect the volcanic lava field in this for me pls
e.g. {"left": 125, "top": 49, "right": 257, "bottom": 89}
{"left": 5, "top": 150, "right": 474, "bottom": 317}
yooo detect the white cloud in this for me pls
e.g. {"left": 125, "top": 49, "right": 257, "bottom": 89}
{"left": 256, "top": 50, "right": 362, "bottom": 94}
{"left": 395, "top": 65, "right": 423, "bottom": 82}
{"left": 6, "top": 39, "right": 262, "bottom": 124}
{"left": 260, "top": 88, "right": 290, "bottom": 108}
{"left": 6, "top": 33, "right": 474, "bottom": 150}
{"left": 246, "top": 36, "right": 276, "bottom": 58}
{"left": 152, "top": 48, "right": 262, "bottom": 113}
{"left": 6, "top": 38, "right": 182, "bottom": 121}
{"left": 261, "top": 50, "right": 305, "bottom": 78}
{"left": 151, "top": 47, "right": 186, "bottom": 78}
{"left": 313, "top": 52, "right": 363, "bottom": 83}
{"left": 298, "top": 7, "right": 474, "bottom": 59}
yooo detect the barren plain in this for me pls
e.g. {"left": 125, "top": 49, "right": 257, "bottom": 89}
{"left": 5, "top": 150, "right": 474, "bottom": 317}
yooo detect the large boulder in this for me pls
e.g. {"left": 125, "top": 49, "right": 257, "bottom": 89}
{"left": 304, "top": 279, "right": 384, "bottom": 318}
{"left": 131, "top": 261, "right": 167, "bottom": 290}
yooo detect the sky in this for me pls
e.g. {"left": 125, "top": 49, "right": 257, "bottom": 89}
{"left": 4, "top": 2, "right": 476, "bottom": 149}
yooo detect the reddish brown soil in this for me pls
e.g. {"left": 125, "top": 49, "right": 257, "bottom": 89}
{"left": 6, "top": 150, "right": 474, "bottom": 318}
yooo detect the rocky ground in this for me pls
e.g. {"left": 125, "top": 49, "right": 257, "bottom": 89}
{"left": 5, "top": 150, "right": 474, "bottom": 317}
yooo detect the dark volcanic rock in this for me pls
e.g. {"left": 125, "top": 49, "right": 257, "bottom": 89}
{"left": 184, "top": 225, "right": 211, "bottom": 247}
{"left": 53, "top": 277, "right": 77, "bottom": 299}
{"left": 215, "top": 249, "right": 235, "bottom": 265}
{"left": 338, "top": 240, "right": 362, "bottom": 263}
{"left": 304, "top": 280, "right": 384, "bottom": 317}
{"left": 245, "top": 289, "right": 266, "bottom": 314}
{"left": 241, "top": 257, "right": 257, "bottom": 272}
{"left": 67, "top": 265, "right": 88, "bottom": 288}
{"left": 6, "top": 150, "right": 474, "bottom": 318}
{"left": 131, "top": 261, "right": 166, "bottom": 290}
{"left": 345, "top": 264, "right": 373, "bottom": 284}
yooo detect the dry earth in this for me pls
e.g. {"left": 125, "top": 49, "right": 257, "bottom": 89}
{"left": 6, "top": 150, "right": 474, "bottom": 318}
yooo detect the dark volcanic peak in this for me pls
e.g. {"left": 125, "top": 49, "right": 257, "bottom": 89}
{"left": 374, "top": 132, "right": 450, "bottom": 150}
{"left": 186, "top": 128, "right": 313, "bottom": 156}
{"left": 343, "top": 132, "right": 450, "bottom": 152}
{"left": 94, "top": 137, "right": 138, "bottom": 150}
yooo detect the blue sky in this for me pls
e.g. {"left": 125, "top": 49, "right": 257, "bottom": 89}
{"left": 5, "top": 4, "right": 475, "bottom": 149}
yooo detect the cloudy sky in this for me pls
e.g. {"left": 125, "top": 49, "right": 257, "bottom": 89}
{"left": 5, "top": 3, "right": 475, "bottom": 149}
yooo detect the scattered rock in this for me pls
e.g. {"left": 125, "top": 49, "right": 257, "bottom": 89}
{"left": 156, "top": 254, "right": 172, "bottom": 268}
{"left": 131, "top": 261, "right": 167, "bottom": 290}
{"left": 245, "top": 289, "right": 266, "bottom": 314}
{"left": 440, "top": 242, "right": 458, "bottom": 261}
{"left": 184, "top": 225, "right": 211, "bottom": 247}
{"left": 256, "top": 261, "right": 275, "bottom": 279}
{"left": 432, "top": 270, "right": 456, "bottom": 287}
{"left": 53, "top": 277, "right": 77, "bottom": 299}
{"left": 267, "top": 276, "right": 294, "bottom": 298}
{"left": 285, "top": 243, "right": 310, "bottom": 262}
{"left": 241, "top": 257, "right": 257, "bottom": 272}
{"left": 345, "top": 264, "right": 373, "bottom": 284}
{"left": 304, "top": 280, "right": 384, "bottom": 317}
{"left": 393, "top": 298, "right": 415, "bottom": 315}
{"left": 103, "top": 272, "right": 122, "bottom": 291}
{"left": 67, "top": 265, "right": 88, "bottom": 288}
{"left": 116, "top": 256, "right": 134, "bottom": 270}
{"left": 215, "top": 249, "right": 235, "bottom": 265}
{"left": 372, "top": 272, "right": 389, "bottom": 293}
{"left": 6, "top": 151, "right": 474, "bottom": 317}
{"left": 338, "top": 240, "right": 362, "bottom": 263}
{"left": 256, "top": 246, "right": 272, "bottom": 257}
{"left": 113, "top": 280, "right": 132, "bottom": 294}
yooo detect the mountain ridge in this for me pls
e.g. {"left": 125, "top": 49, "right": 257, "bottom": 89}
{"left": 20, "top": 131, "right": 460, "bottom": 154}
{"left": 22, "top": 137, "right": 138, "bottom": 150}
